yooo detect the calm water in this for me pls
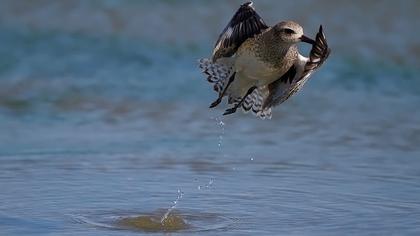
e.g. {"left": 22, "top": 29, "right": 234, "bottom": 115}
{"left": 1, "top": 0, "right": 420, "bottom": 235}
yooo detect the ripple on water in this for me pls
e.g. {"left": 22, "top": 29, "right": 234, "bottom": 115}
{"left": 71, "top": 209, "right": 234, "bottom": 233}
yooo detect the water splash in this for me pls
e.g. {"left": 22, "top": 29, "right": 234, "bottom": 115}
{"left": 195, "top": 116, "right": 224, "bottom": 192}
{"left": 72, "top": 210, "right": 233, "bottom": 233}
{"left": 161, "top": 189, "right": 184, "bottom": 224}
{"left": 197, "top": 178, "right": 215, "bottom": 190}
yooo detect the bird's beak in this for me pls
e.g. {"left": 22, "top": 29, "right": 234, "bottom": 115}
{"left": 300, "top": 35, "right": 316, "bottom": 45}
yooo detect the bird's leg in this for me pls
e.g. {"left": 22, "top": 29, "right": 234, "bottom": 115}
{"left": 223, "top": 86, "right": 257, "bottom": 116}
{"left": 210, "top": 72, "right": 236, "bottom": 108}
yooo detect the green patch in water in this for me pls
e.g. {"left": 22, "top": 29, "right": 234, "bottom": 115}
{"left": 117, "top": 213, "right": 189, "bottom": 232}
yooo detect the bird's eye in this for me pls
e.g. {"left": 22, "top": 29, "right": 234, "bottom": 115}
{"left": 283, "top": 28, "right": 295, "bottom": 34}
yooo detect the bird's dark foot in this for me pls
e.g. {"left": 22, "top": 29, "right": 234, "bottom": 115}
{"left": 209, "top": 97, "right": 222, "bottom": 108}
{"left": 223, "top": 107, "right": 237, "bottom": 116}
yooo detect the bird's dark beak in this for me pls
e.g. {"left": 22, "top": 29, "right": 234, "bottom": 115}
{"left": 300, "top": 35, "right": 316, "bottom": 45}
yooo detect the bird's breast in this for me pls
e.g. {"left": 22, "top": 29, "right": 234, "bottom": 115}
{"left": 235, "top": 51, "right": 282, "bottom": 85}
{"left": 234, "top": 41, "right": 294, "bottom": 86}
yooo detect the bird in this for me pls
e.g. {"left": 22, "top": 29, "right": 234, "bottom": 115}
{"left": 198, "top": 1, "right": 330, "bottom": 119}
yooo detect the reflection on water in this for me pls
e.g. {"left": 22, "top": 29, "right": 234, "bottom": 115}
{"left": 0, "top": 0, "right": 420, "bottom": 235}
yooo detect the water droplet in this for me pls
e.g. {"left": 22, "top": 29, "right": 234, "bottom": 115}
{"left": 215, "top": 117, "right": 225, "bottom": 150}
{"left": 161, "top": 189, "right": 184, "bottom": 224}
{"left": 197, "top": 177, "right": 215, "bottom": 191}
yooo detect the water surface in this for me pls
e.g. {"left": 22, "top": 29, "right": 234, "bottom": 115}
{"left": 1, "top": 1, "right": 420, "bottom": 235}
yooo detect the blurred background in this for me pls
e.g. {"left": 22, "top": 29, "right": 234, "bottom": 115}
{"left": 1, "top": 0, "right": 419, "bottom": 235}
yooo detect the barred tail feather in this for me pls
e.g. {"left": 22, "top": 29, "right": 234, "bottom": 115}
{"left": 241, "top": 87, "right": 272, "bottom": 120}
{"left": 198, "top": 58, "right": 233, "bottom": 96}
{"left": 198, "top": 58, "right": 271, "bottom": 119}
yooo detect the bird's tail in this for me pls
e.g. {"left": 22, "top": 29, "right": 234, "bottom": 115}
{"left": 198, "top": 58, "right": 234, "bottom": 97}
{"left": 241, "top": 87, "right": 272, "bottom": 119}
{"left": 198, "top": 58, "right": 272, "bottom": 119}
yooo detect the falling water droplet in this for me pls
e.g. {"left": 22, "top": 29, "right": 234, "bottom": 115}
{"left": 161, "top": 189, "right": 184, "bottom": 224}
{"left": 207, "top": 178, "right": 214, "bottom": 188}
{"left": 197, "top": 177, "right": 215, "bottom": 190}
{"left": 214, "top": 116, "right": 225, "bottom": 150}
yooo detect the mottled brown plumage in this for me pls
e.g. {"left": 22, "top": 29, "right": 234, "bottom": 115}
{"left": 199, "top": 2, "right": 330, "bottom": 119}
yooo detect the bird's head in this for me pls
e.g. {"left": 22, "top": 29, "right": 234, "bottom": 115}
{"left": 274, "top": 21, "right": 315, "bottom": 45}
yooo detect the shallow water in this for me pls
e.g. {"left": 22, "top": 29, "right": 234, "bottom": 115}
{"left": 1, "top": 1, "right": 420, "bottom": 235}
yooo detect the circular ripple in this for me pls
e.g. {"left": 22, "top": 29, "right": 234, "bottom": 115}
{"left": 71, "top": 209, "right": 235, "bottom": 233}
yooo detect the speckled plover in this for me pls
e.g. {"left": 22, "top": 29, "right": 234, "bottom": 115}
{"left": 199, "top": 1, "right": 330, "bottom": 119}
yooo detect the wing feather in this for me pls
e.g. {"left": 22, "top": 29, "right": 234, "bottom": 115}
{"left": 263, "top": 25, "right": 331, "bottom": 108}
{"left": 212, "top": 2, "right": 268, "bottom": 61}
{"left": 299, "top": 25, "right": 331, "bottom": 82}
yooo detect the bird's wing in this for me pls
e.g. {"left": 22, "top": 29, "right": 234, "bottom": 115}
{"left": 263, "top": 63, "right": 300, "bottom": 109}
{"left": 241, "top": 86, "right": 272, "bottom": 119}
{"left": 263, "top": 25, "right": 330, "bottom": 108}
{"left": 298, "top": 25, "right": 331, "bottom": 82}
{"left": 212, "top": 1, "right": 268, "bottom": 61}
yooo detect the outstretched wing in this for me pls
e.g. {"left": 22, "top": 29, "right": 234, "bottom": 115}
{"left": 263, "top": 25, "right": 330, "bottom": 108}
{"left": 212, "top": 1, "right": 268, "bottom": 61}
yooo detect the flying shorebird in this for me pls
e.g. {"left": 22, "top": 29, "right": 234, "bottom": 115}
{"left": 198, "top": 1, "right": 330, "bottom": 119}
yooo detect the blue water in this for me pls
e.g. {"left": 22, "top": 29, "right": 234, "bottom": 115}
{"left": 1, "top": 0, "right": 420, "bottom": 235}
